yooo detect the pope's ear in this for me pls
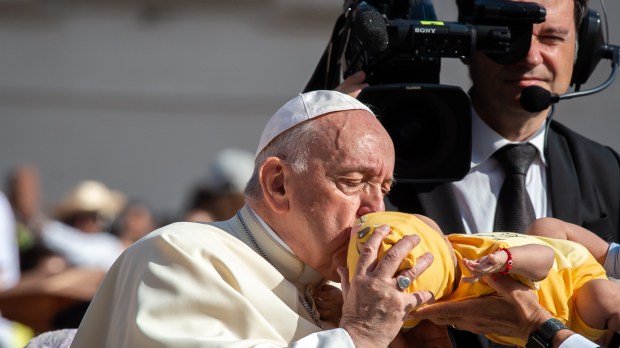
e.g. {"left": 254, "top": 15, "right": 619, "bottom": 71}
{"left": 258, "top": 157, "right": 289, "bottom": 213}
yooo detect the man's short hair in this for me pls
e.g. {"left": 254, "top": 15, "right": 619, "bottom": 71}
{"left": 244, "top": 121, "right": 317, "bottom": 200}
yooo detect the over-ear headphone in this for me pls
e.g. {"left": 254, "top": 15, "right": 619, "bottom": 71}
{"left": 572, "top": 8, "right": 606, "bottom": 88}
{"left": 456, "top": 0, "right": 610, "bottom": 89}
{"left": 520, "top": 1, "right": 618, "bottom": 113}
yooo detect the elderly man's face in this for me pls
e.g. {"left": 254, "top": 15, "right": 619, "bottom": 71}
{"left": 470, "top": 0, "right": 577, "bottom": 119}
{"left": 284, "top": 110, "right": 395, "bottom": 281}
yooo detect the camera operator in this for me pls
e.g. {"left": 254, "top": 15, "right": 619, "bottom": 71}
{"left": 333, "top": 0, "right": 620, "bottom": 347}
{"left": 394, "top": 0, "right": 620, "bottom": 237}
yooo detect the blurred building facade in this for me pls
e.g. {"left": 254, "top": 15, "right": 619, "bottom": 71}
{"left": 1, "top": 0, "right": 618, "bottom": 216}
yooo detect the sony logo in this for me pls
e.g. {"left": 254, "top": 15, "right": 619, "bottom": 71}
{"left": 414, "top": 27, "right": 436, "bottom": 34}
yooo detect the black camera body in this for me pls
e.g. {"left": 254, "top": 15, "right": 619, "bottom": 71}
{"left": 349, "top": 0, "right": 544, "bottom": 183}
{"left": 344, "top": 0, "right": 545, "bottom": 84}
{"left": 304, "top": 0, "right": 546, "bottom": 183}
{"left": 358, "top": 83, "right": 472, "bottom": 182}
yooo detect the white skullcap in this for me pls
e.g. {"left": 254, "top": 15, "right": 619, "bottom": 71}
{"left": 255, "top": 90, "right": 373, "bottom": 157}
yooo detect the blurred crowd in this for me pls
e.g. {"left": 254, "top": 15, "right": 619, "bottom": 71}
{"left": 0, "top": 148, "right": 254, "bottom": 348}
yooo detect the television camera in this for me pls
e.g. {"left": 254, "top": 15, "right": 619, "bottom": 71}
{"left": 306, "top": 0, "right": 620, "bottom": 183}
{"left": 305, "top": 0, "right": 548, "bottom": 183}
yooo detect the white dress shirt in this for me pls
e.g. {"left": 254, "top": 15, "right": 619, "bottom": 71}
{"left": 0, "top": 192, "right": 19, "bottom": 290}
{"left": 452, "top": 110, "right": 551, "bottom": 233}
{"left": 0, "top": 192, "right": 19, "bottom": 348}
{"left": 41, "top": 220, "right": 124, "bottom": 271}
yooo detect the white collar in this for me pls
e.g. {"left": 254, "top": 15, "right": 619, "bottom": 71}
{"left": 237, "top": 206, "right": 324, "bottom": 287}
{"left": 470, "top": 109, "right": 548, "bottom": 169}
{"left": 248, "top": 206, "right": 293, "bottom": 253}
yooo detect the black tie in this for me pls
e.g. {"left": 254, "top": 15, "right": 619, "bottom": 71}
{"left": 493, "top": 143, "right": 537, "bottom": 233}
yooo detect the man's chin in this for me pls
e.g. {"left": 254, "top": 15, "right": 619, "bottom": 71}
{"left": 325, "top": 270, "right": 341, "bottom": 283}
{"left": 325, "top": 256, "right": 348, "bottom": 282}
{"left": 494, "top": 93, "right": 528, "bottom": 114}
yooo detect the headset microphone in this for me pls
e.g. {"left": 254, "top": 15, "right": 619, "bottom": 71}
{"left": 520, "top": 43, "right": 619, "bottom": 113}
{"left": 520, "top": 86, "right": 558, "bottom": 112}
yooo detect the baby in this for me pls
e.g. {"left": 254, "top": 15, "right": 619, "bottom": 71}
{"left": 347, "top": 211, "right": 620, "bottom": 347}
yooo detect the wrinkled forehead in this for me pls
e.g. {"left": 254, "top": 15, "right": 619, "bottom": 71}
{"left": 312, "top": 109, "right": 390, "bottom": 146}
{"left": 312, "top": 110, "right": 395, "bottom": 164}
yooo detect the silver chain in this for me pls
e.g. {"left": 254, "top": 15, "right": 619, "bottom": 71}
{"left": 236, "top": 211, "right": 323, "bottom": 329}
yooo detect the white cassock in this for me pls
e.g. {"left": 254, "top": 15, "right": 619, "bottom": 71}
{"left": 71, "top": 205, "right": 353, "bottom": 348}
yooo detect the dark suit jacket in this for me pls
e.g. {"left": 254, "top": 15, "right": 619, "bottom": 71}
{"left": 388, "top": 120, "right": 620, "bottom": 348}
{"left": 389, "top": 119, "right": 620, "bottom": 243}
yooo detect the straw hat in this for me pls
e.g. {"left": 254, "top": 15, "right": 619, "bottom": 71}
{"left": 52, "top": 180, "right": 126, "bottom": 222}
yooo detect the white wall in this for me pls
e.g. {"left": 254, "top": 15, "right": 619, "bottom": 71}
{"left": 1, "top": 0, "right": 618, "bottom": 218}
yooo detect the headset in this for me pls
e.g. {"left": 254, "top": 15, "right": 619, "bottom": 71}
{"left": 572, "top": 7, "right": 606, "bottom": 89}
{"left": 527, "top": 0, "right": 619, "bottom": 112}
{"left": 457, "top": 0, "right": 615, "bottom": 90}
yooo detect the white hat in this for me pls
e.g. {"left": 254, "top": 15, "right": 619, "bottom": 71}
{"left": 209, "top": 148, "right": 255, "bottom": 192}
{"left": 255, "top": 90, "right": 373, "bottom": 157}
{"left": 53, "top": 180, "right": 127, "bottom": 221}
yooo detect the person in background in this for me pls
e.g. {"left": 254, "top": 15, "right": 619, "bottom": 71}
{"left": 385, "top": 0, "right": 620, "bottom": 253}
{"left": 208, "top": 148, "right": 255, "bottom": 195}
{"left": 0, "top": 190, "right": 26, "bottom": 348}
{"left": 5, "top": 165, "right": 47, "bottom": 273}
{"left": 182, "top": 148, "right": 253, "bottom": 223}
{"left": 182, "top": 184, "right": 244, "bottom": 223}
{"left": 41, "top": 180, "right": 127, "bottom": 271}
{"left": 110, "top": 201, "right": 157, "bottom": 249}
{"left": 0, "top": 179, "right": 128, "bottom": 337}
{"left": 0, "top": 191, "right": 19, "bottom": 299}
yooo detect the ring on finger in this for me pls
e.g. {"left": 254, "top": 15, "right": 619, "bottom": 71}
{"left": 396, "top": 275, "right": 411, "bottom": 291}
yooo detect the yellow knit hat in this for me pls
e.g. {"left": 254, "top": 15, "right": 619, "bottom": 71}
{"left": 347, "top": 211, "right": 456, "bottom": 329}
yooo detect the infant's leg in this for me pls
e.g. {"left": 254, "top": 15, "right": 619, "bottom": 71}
{"left": 527, "top": 217, "right": 570, "bottom": 239}
{"left": 527, "top": 218, "right": 609, "bottom": 265}
{"left": 574, "top": 279, "right": 620, "bottom": 332}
